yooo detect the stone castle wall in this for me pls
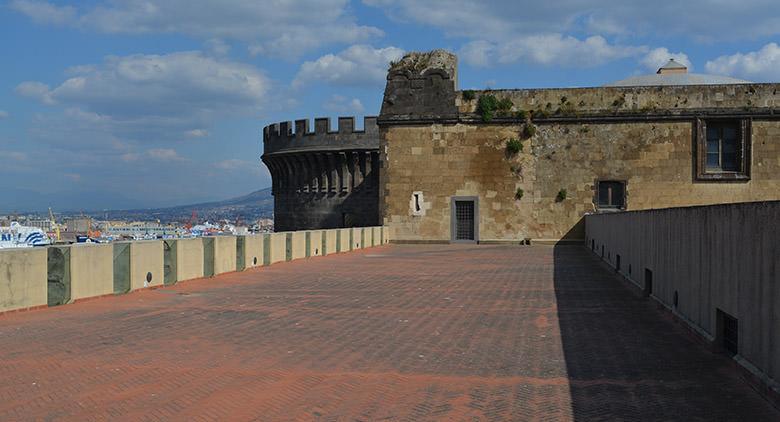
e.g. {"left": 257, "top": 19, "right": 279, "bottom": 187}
{"left": 381, "top": 120, "right": 780, "bottom": 241}
{"left": 262, "top": 117, "right": 380, "bottom": 231}
{"left": 378, "top": 54, "right": 780, "bottom": 242}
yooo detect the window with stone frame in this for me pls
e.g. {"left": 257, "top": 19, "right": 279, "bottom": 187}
{"left": 596, "top": 180, "right": 626, "bottom": 210}
{"left": 695, "top": 118, "right": 751, "bottom": 181}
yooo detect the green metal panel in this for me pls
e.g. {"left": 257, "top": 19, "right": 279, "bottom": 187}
{"left": 163, "top": 240, "right": 177, "bottom": 285}
{"left": 112, "top": 242, "right": 131, "bottom": 294}
{"left": 322, "top": 231, "right": 327, "bottom": 255}
{"left": 263, "top": 234, "right": 270, "bottom": 266}
{"left": 47, "top": 247, "right": 71, "bottom": 306}
{"left": 236, "top": 236, "right": 246, "bottom": 271}
{"left": 305, "top": 232, "right": 311, "bottom": 258}
{"left": 285, "top": 233, "right": 292, "bottom": 261}
{"left": 203, "top": 237, "right": 215, "bottom": 277}
{"left": 349, "top": 229, "right": 354, "bottom": 251}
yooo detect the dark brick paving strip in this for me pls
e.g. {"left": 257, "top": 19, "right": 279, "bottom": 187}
{"left": 0, "top": 244, "right": 776, "bottom": 421}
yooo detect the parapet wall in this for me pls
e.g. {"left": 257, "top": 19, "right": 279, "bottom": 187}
{"left": 262, "top": 116, "right": 381, "bottom": 232}
{"left": 585, "top": 201, "right": 780, "bottom": 399}
{"left": 456, "top": 84, "right": 780, "bottom": 122}
{"left": 263, "top": 116, "right": 379, "bottom": 155}
{"left": 0, "top": 227, "right": 391, "bottom": 314}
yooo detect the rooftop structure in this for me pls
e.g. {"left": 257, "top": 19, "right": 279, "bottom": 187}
{"left": 606, "top": 58, "right": 751, "bottom": 86}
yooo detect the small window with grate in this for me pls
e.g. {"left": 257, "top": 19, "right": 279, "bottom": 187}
{"left": 597, "top": 181, "right": 626, "bottom": 210}
{"left": 696, "top": 119, "right": 751, "bottom": 181}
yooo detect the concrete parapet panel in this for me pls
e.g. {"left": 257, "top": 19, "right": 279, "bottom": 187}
{"left": 323, "top": 229, "right": 338, "bottom": 255}
{"left": 287, "top": 231, "right": 307, "bottom": 260}
{"left": 267, "top": 233, "right": 287, "bottom": 265}
{"left": 337, "top": 228, "right": 351, "bottom": 252}
{"left": 308, "top": 231, "right": 323, "bottom": 257}
{"left": 0, "top": 248, "right": 47, "bottom": 312}
{"left": 69, "top": 244, "right": 113, "bottom": 301}
{"left": 371, "top": 227, "right": 381, "bottom": 247}
{"left": 213, "top": 236, "right": 237, "bottom": 275}
{"left": 172, "top": 238, "right": 204, "bottom": 282}
{"left": 242, "top": 235, "right": 264, "bottom": 269}
{"left": 129, "top": 240, "right": 164, "bottom": 290}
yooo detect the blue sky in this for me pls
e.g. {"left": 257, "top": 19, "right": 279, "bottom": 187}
{"left": 2, "top": 0, "right": 780, "bottom": 211}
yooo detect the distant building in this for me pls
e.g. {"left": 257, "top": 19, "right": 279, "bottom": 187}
{"left": 26, "top": 219, "right": 52, "bottom": 232}
{"left": 65, "top": 217, "right": 91, "bottom": 233}
{"left": 104, "top": 222, "right": 179, "bottom": 237}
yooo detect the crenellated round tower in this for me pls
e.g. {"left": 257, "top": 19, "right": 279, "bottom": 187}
{"left": 261, "top": 116, "right": 380, "bottom": 231}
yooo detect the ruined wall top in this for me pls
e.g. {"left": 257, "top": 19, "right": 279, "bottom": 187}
{"left": 380, "top": 50, "right": 459, "bottom": 122}
{"left": 262, "top": 116, "right": 380, "bottom": 156}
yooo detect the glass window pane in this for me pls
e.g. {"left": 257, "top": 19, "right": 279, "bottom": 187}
{"left": 707, "top": 139, "right": 719, "bottom": 153}
{"left": 598, "top": 184, "right": 610, "bottom": 205}
{"left": 612, "top": 183, "right": 625, "bottom": 208}
{"left": 723, "top": 125, "right": 738, "bottom": 141}
{"left": 598, "top": 181, "right": 624, "bottom": 208}
{"left": 706, "top": 153, "right": 720, "bottom": 169}
{"left": 722, "top": 139, "right": 737, "bottom": 154}
{"left": 706, "top": 127, "right": 719, "bottom": 141}
{"left": 722, "top": 153, "right": 738, "bottom": 171}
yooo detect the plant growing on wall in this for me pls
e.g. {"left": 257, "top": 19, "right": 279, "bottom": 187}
{"left": 515, "top": 188, "right": 524, "bottom": 200}
{"left": 522, "top": 123, "right": 537, "bottom": 139}
{"left": 477, "top": 94, "right": 499, "bottom": 122}
{"left": 556, "top": 189, "right": 567, "bottom": 202}
{"left": 497, "top": 97, "right": 513, "bottom": 114}
{"left": 462, "top": 90, "right": 476, "bottom": 101}
{"left": 506, "top": 138, "right": 523, "bottom": 155}
{"left": 477, "top": 94, "right": 514, "bottom": 122}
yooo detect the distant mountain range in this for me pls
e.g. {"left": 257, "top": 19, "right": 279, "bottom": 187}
{"left": 78, "top": 188, "right": 274, "bottom": 224}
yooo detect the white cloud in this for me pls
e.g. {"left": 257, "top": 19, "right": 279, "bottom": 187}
{"left": 16, "top": 51, "right": 269, "bottom": 142}
{"left": 323, "top": 95, "right": 365, "bottom": 114}
{"left": 185, "top": 129, "right": 209, "bottom": 138}
{"left": 365, "top": 0, "right": 780, "bottom": 42}
{"left": 147, "top": 148, "right": 186, "bottom": 162}
{"left": 705, "top": 43, "right": 780, "bottom": 82}
{"left": 15, "top": 81, "right": 55, "bottom": 104}
{"left": 461, "top": 35, "right": 642, "bottom": 67}
{"left": 0, "top": 111, "right": 8, "bottom": 119}
{"left": 293, "top": 44, "right": 404, "bottom": 88}
{"left": 204, "top": 38, "right": 230, "bottom": 57}
{"left": 9, "top": 0, "right": 76, "bottom": 25}
{"left": 0, "top": 150, "right": 27, "bottom": 160}
{"left": 641, "top": 48, "right": 692, "bottom": 72}
{"left": 12, "top": 0, "right": 382, "bottom": 58}
{"left": 64, "top": 173, "right": 81, "bottom": 182}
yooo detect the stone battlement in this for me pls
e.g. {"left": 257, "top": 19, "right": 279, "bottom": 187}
{"left": 263, "top": 116, "right": 379, "bottom": 155}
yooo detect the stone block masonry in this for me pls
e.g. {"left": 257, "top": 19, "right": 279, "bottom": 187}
{"left": 377, "top": 50, "right": 780, "bottom": 242}
{"left": 262, "top": 117, "right": 380, "bottom": 231}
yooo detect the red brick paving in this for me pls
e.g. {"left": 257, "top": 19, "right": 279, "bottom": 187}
{"left": 0, "top": 244, "right": 777, "bottom": 421}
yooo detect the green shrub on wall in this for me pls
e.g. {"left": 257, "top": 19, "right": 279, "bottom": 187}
{"left": 523, "top": 123, "right": 537, "bottom": 139}
{"left": 506, "top": 138, "right": 523, "bottom": 155}
{"left": 477, "top": 94, "right": 498, "bottom": 122}
{"left": 556, "top": 189, "right": 567, "bottom": 202}
{"left": 462, "top": 90, "right": 476, "bottom": 101}
{"left": 515, "top": 188, "right": 524, "bottom": 200}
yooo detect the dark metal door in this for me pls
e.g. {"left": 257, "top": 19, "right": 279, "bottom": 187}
{"left": 455, "top": 200, "right": 475, "bottom": 241}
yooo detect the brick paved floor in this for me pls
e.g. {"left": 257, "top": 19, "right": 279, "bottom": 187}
{"left": 0, "top": 245, "right": 777, "bottom": 421}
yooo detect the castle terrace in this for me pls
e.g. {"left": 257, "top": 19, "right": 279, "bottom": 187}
{"left": 0, "top": 242, "right": 777, "bottom": 420}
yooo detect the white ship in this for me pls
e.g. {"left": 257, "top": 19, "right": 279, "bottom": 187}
{"left": 0, "top": 222, "right": 51, "bottom": 249}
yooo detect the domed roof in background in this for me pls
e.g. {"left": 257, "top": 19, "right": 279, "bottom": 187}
{"left": 606, "top": 59, "right": 751, "bottom": 87}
